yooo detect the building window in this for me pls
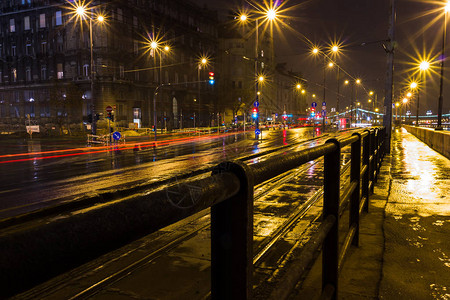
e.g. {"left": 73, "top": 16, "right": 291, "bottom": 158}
{"left": 83, "top": 64, "right": 89, "bottom": 77}
{"left": 26, "top": 42, "right": 32, "bottom": 55}
{"left": 119, "top": 65, "right": 124, "bottom": 78}
{"left": 133, "top": 16, "right": 138, "bottom": 26}
{"left": 10, "top": 19, "right": 15, "bottom": 32}
{"left": 12, "top": 68, "right": 17, "bottom": 82}
{"left": 24, "top": 16, "right": 30, "bottom": 30}
{"left": 26, "top": 67, "right": 31, "bottom": 81}
{"left": 39, "top": 14, "right": 46, "bottom": 28}
{"left": 133, "top": 41, "right": 139, "bottom": 55}
{"left": 57, "top": 63, "right": 63, "bottom": 79}
{"left": 117, "top": 8, "right": 123, "bottom": 21}
{"left": 135, "top": 69, "right": 139, "bottom": 81}
{"left": 41, "top": 66, "right": 47, "bottom": 80}
{"left": 55, "top": 11, "right": 62, "bottom": 26}
{"left": 41, "top": 42, "right": 47, "bottom": 55}
{"left": 238, "top": 81, "right": 242, "bottom": 89}
{"left": 11, "top": 45, "right": 16, "bottom": 56}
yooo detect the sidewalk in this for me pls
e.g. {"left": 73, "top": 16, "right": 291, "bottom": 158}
{"left": 295, "top": 128, "right": 450, "bottom": 299}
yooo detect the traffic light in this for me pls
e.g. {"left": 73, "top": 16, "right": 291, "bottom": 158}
{"left": 208, "top": 72, "right": 215, "bottom": 85}
{"left": 106, "top": 112, "right": 114, "bottom": 122}
{"left": 311, "top": 107, "right": 316, "bottom": 117}
{"left": 252, "top": 107, "right": 258, "bottom": 119}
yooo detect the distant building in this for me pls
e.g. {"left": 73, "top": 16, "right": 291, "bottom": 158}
{"left": 0, "top": 0, "right": 218, "bottom": 130}
{"left": 217, "top": 19, "right": 305, "bottom": 125}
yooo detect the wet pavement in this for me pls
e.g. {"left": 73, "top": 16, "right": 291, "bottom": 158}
{"left": 380, "top": 128, "right": 450, "bottom": 300}
{"left": 0, "top": 128, "right": 319, "bottom": 218}
{"left": 297, "top": 127, "right": 450, "bottom": 299}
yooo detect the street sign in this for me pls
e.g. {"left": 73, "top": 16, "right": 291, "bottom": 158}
{"left": 322, "top": 102, "right": 326, "bottom": 106}
{"left": 254, "top": 101, "right": 259, "bottom": 107}
{"left": 112, "top": 131, "right": 121, "bottom": 140}
{"left": 106, "top": 106, "right": 113, "bottom": 112}
{"left": 255, "top": 129, "right": 261, "bottom": 135}
{"left": 312, "top": 102, "right": 317, "bottom": 108}
{"left": 322, "top": 110, "right": 326, "bottom": 117}
{"left": 322, "top": 106, "right": 326, "bottom": 110}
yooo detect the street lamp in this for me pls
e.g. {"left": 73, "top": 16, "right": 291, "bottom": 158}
{"left": 150, "top": 40, "right": 170, "bottom": 140}
{"left": 197, "top": 56, "right": 208, "bottom": 129}
{"left": 239, "top": 8, "right": 277, "bottom": 139}
{"left": 402, "top": 97, "right": 408, "bottom": 124}
{"left": 436, "top": 2, "right": 450, "bottom": 130}
{"left": 73, "top": 3, "right": 105, "bottom": 136}
{"left": 410, "top": 81, "right": 420, "bottom": 125}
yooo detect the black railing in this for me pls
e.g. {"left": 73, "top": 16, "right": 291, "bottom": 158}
{"left": 0, "top": 127, "right": 385, "bottom": 299}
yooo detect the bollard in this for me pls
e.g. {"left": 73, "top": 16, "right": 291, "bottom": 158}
{"left": 211, "top": 161, "right": 254, "bottom": 300}
{"left": 350, "top": 133, "right": 361, "bottom": 246}
{"left": 323, "top": 138, "right": 341, "bottom": 300}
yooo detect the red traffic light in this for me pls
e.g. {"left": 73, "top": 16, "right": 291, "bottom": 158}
{"left": 209, "top": 72, "right": 215, "bottom": 77}
{"left": 252, "top": 107, "right": 258, "bottom": 113}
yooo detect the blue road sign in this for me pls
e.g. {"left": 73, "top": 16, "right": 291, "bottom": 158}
{"left": 322, "top": 102, "right": 326, "bottom": 106}
{"left": 312, "top": 102, "right": 317, "bottom": 108}
{"left": 322, "top": 110, "right": 326, "bottom": 117}
{"left": 255, "top": 129, "right": 261, "bottom": 135}
{"left": 112, "top": 131, "right": 121, "bottom": 140}
{"left": 254, "top": 101, "right": 259, "bottom": 107}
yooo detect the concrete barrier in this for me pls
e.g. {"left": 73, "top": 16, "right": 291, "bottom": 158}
{"left": 404, "top": 126, "right": 450, "bottom": 159}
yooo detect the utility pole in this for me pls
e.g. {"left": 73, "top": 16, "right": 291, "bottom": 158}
{"left": 383, "top": 0, "right": 396, "bottom": 153}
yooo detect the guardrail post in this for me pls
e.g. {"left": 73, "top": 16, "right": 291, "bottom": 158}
{"left": 373, "top": 128, "right": 379, "bottom": 183}
{"left": 323, "top": 138, "right": 341, "bottom": 300}
{"left": 369, "top": 129, "right": 375, "bottom": 194}
{"left": 350, "top": 133, "right": 361, "bottom": 246}
{"left": 362, "top": 130, "right": 371, "bottom": 212}
{"left": 211, "top": 161, "right": 254, "bottom": 300}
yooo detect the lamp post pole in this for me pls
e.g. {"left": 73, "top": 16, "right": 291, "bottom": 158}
{"left": 437, "top": 10, "right": 447, "bottom": 130}
{"left": 89, "top": 18, "right": 96, "bottom": 136}
{"left": 198, "top": 66, "right": 200, "bottom": 128}
{"left": 255, "top": 19, "right": 260, "bottom": 139}
{"left": 153, "top": 51, "right": 161, "bottom": 141}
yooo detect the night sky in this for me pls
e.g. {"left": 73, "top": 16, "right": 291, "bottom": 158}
{"left": 196, "top": 0, "right": 450, "bottom": 115}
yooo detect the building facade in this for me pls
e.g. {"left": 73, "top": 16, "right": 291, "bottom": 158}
{"left": 0, "top": 0, "right": 218, "bottom": 130}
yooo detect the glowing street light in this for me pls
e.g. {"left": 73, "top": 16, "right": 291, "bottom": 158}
{"left": 267, "top": 9, "right": 277, "bottom": 21}
{"left": 71, "top": 2, "right": 107, "bottom": 136}
{"left": 332, "top": 45, "right": 339, "bottom": 53}
{"left": 419, "top": 60, "right": 430, "bottom": 71}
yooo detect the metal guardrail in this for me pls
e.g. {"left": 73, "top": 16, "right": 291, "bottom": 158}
{"left": 87, "top": 133, "right": 126, "bottom": 145}
{"left": 0, "top": 127, "right": 385, "bottom": 298}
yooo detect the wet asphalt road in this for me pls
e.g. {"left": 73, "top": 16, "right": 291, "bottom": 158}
{"left": 0, "top": 128, "right": 319, "bottom": 218}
